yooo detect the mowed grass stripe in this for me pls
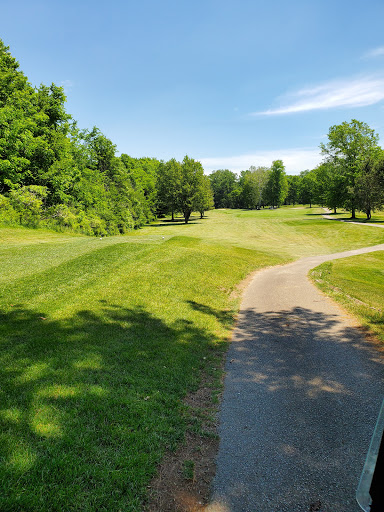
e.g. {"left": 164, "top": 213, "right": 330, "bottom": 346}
{"left": 1, "top": 243, "right": 152, "bottom": 310}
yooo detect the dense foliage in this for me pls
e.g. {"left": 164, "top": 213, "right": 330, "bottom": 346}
{"left": 209, "top": 161, "right": 289, "bottom": 210}
{"left": 0, "top": 40, "right": 213, "bottom": 234}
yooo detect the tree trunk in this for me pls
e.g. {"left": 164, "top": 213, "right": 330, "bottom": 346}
{"left": 334, "top": 207, "right": 337, "bottom": 214}
{"left": 351, "top": 205, "right": 356, "bottom": 219}
{"left": 171, "top": 210, "right": 174, "bottom": 221}
{"left": 366, "top": 209, "right": 371, "bottom": 220}
{"left": 184, "top": 209, "right": 191, "bottom": 224}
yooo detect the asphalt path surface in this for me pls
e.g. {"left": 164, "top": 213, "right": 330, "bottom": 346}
{"left": 209, "top": 243, "right": 384, "bottom": 512}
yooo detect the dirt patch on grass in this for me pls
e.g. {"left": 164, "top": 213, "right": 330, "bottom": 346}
{"left": 229, "top": 268, "right": 260, "bottom": 302}
{"left": 146, "top": 365, "right": 224, "bottom": 512}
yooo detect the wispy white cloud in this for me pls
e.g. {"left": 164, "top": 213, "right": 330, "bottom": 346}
{"left": 200, "top": 148, "right": 322, "bottom": 175}
{"left": 363, "top": 46, "right": 384, "bottom": 59}
{"left": 60, "top": 80, "right": 74, "bottom": 93}
{"left": 253, "top": 75, "right": 384, "bottom": 116}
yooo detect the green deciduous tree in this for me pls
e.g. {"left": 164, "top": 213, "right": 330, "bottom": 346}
{"left": 240, "top": 166, "right": 270, "bottom": 209}
{"left": 320, "top": 119, "right": 380, "bottom": 218}
{"left": 355, "top": 150, "right": 384, "bottom": 219}
{"left": 9, "top": 185, "right": 48, "bottom": 227}
{"left": 298, "top": 170, "right": 316, "bottom": 207}
{"left": 156, "top": 158, "right": 182, "bottom": 220}
{"left": 36, "top": 83, "right": 71, "bottom": 132}
{"left": 209, "top": 169, "right": 239, "bottom": 208}
{"left": 0, "top": 40, "right": 39, "bottom": 188}
{"left": 194, "top": 174, "right": 214, "bottom": 218}
{"left": 179, "top": 156, "right": 205, "bottom": 223}
{"left": 264, "top": 160, "right": 288, "bottom": 207}
{"left": 120, "top": 154, "right": 159, "bottom": 221}
{"left": 286, "top": 175, "right": 300, "bottom": 205}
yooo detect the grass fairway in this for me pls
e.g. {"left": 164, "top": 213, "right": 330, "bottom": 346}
{"left": 1, "top": 207, "right": 384, "bottom": 511}
{"left": 310, "top": 251, "right": 384, "bottom": 344}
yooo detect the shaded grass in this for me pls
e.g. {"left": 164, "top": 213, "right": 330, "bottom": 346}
{"left": 322, "top": 209, "right": 384, "bottom": 224}
{"left": 1, "top": 207, "right": 384, "bottom": 511}
{"left": 310, "top": 251, "right": 384, "bottom": 343}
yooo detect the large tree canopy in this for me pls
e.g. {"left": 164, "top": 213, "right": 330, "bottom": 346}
{"left": 320, "top": 119, "right": 380, "bottom": 218}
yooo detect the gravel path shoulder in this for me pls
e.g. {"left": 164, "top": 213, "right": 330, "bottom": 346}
{"left": 208, "top": 244, "right": 384, "bottom": 512}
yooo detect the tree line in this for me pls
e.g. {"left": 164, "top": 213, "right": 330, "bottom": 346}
{"left": 1, "top": 38, "right": 383, "bottom": 235}
{"left": 209, "top": 120, "right": 384, "bottom": 218}
{"left": 209, "top": 160, "right": 289, "bottom": 210}
{"left": 0, "top": 40, "right": 213, "bottom": 235}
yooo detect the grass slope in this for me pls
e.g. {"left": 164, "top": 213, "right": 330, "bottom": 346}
{"left": 310, "top": 251, "right": 384, "bottom": 343}
{"left": 1, "top": 207, "right": 383, "bottom": 511}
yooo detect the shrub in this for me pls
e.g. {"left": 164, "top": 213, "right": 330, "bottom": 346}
{"left": 0, "top": 194, "right": 18, "bottom": 225}
{"left": 9, "top": 185, "right": 48, "bottom": 227}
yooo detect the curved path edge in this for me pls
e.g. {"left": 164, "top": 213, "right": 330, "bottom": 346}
{"left": 208, "top": 243, "right": 384, "bottom": 512}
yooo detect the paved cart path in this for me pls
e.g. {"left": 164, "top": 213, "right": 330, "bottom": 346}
{"left": 209, "top": 244, "right": 384, "bottom": 512}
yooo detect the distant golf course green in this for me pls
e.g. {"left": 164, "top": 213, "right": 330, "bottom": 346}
{"left": 1, "top": 207, "right": 383, "bottom": 511}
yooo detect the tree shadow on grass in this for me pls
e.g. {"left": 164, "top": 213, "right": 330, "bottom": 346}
{"left": 148, "top": 220, "right": 201, "bottom": 227}
{"left": 212, "top": 305, "right": 384, "bottom": 512}
{"left": 306, "top": 211, "right": 384, "bottom": 224}
{"left": 187, "top": 300, "right": 235, "bottom": 329}
{"left": 156, "top": 218, "right": 187, "bottom": 223}
{"left": 343, "top": 218, "right": 384, "bottom": 224}
{"left": 0, "top": 302, "right": 217, "bottom": 511}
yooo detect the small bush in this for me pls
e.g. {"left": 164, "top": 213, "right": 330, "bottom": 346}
{"left": 9, "top": 185, "right": 48, "bottom": 227}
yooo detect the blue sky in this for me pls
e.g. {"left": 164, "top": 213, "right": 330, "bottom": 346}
{"left": 2, "top": 0, "right": 384, "bottom": 174}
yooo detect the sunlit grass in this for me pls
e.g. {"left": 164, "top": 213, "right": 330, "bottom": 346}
{"left": 310, "top": 251, "right": 384, "bottom": 343}
{"left": 144, "top": 208, "right": 384, "bottom": 258}
{"left": 1, "top": 207, "right": 383, "bottom": 511}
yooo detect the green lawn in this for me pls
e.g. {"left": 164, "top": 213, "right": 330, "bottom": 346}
{"left": 310, "top": 251, "right": 384, "bottom": 343}
{"left": 1, "top": 207, "right": 384, "bottom": 511}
